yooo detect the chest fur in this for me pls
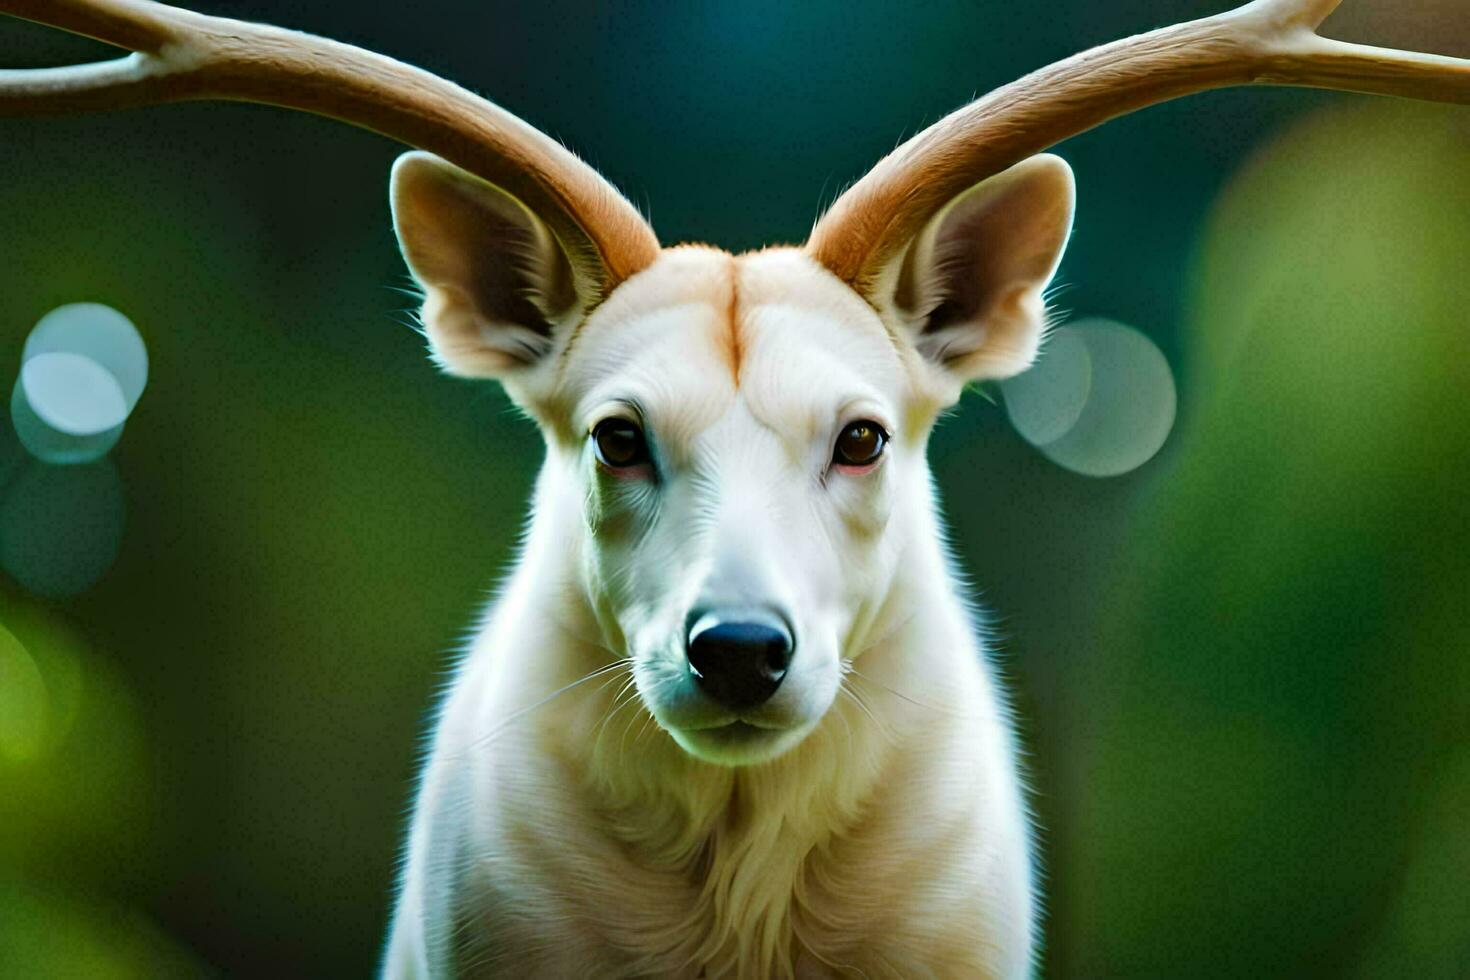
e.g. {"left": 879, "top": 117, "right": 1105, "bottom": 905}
{"left": 455, "top": 717, "right": 1022, "bottom": 978}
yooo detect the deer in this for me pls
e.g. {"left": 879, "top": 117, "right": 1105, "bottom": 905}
{"left": 3, "top": 0, "right": 1466, "bottom": 976}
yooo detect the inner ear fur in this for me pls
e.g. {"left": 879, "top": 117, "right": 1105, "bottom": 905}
{"left": 390, "top": 151, "right": 588, "bottom": 379}
{"left": 887, "top": 153, "right": 1075, "bottom": 383}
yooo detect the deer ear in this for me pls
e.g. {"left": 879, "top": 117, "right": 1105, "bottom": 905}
{"left": 882, "top": 154, "right": 1074, "bottom": 384}
{"left": 390, "top": 151, "right": 593, "bottom": 379}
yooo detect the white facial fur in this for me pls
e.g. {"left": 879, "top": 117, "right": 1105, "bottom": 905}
{"left": 543, "top": 247, "right": 926, "bottom": 764}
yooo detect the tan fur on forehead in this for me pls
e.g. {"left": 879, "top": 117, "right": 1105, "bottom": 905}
{"left": 552, "top": 246, "right": 737, "bottom": 451}
{"left": 735, "top": 246, "right": 889, "bottom": 328}
{"left": 579, "top": 244, "right": 736, "bottom": 326}
{"left": 568, "top": 246, "right": 916, "bottom": 378}
{"left": 546, "top": 243, "right": 950, "bottom": 459}
{"left": 735, "top": 247, "right": 944, "bottom": 403}
{"left": 729, "top": 252, "right": 908, "bottom": 449}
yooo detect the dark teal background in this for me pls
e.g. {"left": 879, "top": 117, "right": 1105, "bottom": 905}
{"left": 1, "top": 2, "right": 1467, "bottom": 976}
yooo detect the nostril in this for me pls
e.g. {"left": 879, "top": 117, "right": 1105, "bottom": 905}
{"left": 685, "top": 611, "right": 793, "bottom": 712}
{"left": 764, "top": 642, "right": 788, "bottom": 675}
{"left": 761, "top": 631, "right": 792, "bottom": 675}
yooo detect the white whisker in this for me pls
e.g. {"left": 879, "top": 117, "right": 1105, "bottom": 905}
{"left": 459, "top": 659, "right": 632, "bottom": 756}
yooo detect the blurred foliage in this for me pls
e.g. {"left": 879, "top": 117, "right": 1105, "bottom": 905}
{"left": 1062, "top": 103, "right": 1470, "bottom": 977}
{"left": 0, "top": 879, "right": 206, "bottom": 979}
{"left": 0, "top": 1, "right": 1466, "bottom": 977}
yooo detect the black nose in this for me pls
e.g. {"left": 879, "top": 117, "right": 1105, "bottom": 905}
{"left": 685, "top": 611, "right": 793, "bottom": 712}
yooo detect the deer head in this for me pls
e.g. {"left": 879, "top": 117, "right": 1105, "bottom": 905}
{"left": 3, "top": 0, "right": 1465, "bottom": 764}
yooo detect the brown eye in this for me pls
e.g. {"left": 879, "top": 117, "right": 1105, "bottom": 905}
{"left": 592, "top": 418, "right": 649, "bottom": 469}
{"left": 833, "top": 420, "right": 887, "bottom": 467}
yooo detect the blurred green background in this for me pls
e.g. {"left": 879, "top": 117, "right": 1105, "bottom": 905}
{"left": 1, "top": 1, "right": 1467, "bottom": 976}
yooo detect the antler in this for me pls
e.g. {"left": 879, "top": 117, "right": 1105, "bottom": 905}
{"left": 0, "top": 0, "right": 660, "bottom": 292}
{"left": 808, "top": 0, "right": 1470, "bottom": 288}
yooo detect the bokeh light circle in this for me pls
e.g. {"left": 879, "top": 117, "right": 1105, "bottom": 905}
{"left": 0, "top": 459, "right": 126, "bottom": 599}
{"left": 10, "top": 304, "right": 146, "bottom": 466}
{"left": 23, "top": 303, "right": 148, "bottom": 410}
{"left": 22, "top": 353, "right": 128, "bottom": 435}
{"left": 10, "top": 368, "right": 125, "bottom": 466}
{"left": 1001, "top": 327, "right": 1092, "bottom": 445}
{"left": 1002, "top": 319, "right": 1176, "bottom": 477}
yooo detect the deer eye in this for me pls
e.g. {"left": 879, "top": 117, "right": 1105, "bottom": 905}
{"left": 592, "top": 418, "right": 649, "bottom": 469}
{"left": 833, "top": 420, "right": 887, "bottom": 468}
